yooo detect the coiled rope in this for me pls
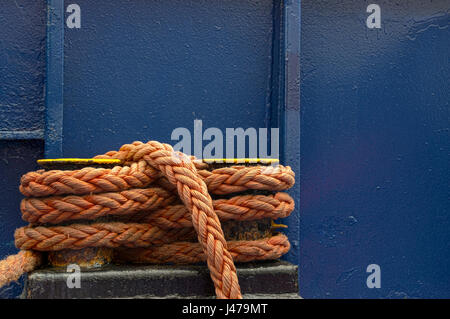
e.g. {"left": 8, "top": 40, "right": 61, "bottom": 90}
{"left": 0, "top": 140, "right": 295, "bottom": 299}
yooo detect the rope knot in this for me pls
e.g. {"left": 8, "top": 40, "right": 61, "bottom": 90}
{"left": 0, "top": 140, "right": 296, "bottom": 299}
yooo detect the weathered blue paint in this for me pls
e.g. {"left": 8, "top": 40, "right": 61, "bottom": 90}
{"left": 62, "top": 0, "right": 277, "bottom": 156}
{"left": 45, "top": 0, "right": 65, "bottom": 158}
{"left": 0, "top": 130, "right": 44, "bottom": 140}
{"left": 0, "top": 0, "right": 46, "bottom": 138}
{"left": 0, "top": 141, "right": 44, "bottom": 299}
{"left": 300, "top": 0, "right": 449, "bottom": 298}
{"left": 0, "top": 0, "right": 46, "bottom": 299}
{"left": 279, "top": 0, "right": 301, "bottom": 270}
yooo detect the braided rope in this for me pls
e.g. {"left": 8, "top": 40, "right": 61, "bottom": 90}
{"left": 0, "top": 140, "right": 296, "bottom": 299}
{"left": 21, "top": 190, "right": 293, "bottom": 226}
{"left": 20, "top": 162, "right": 294, "bottom": 198}
{"left": 115, "top": 234, "right": 290, "bottom": 264}
{"left": 20, "top": 160, "right": 160, "bottom": 197}
{"left": 197, "top": 166, "right": 295, "bottom": 195}
{"left": 0, "top": 251, "right": 42, "bottom": 288}
{"left": 94, "top": 141, "right": 207, "bottom": 167}
{"left": 15, "top": 222, "right": 195, "bottom": 251}
{"left": 128, "top": 141, "right": 242, "bottom": 298}
{"left": 128, "top": 192, "right": 294, "bottom": 229}
{"left": 21, "top": 187, "right": 178, "bottom": 224}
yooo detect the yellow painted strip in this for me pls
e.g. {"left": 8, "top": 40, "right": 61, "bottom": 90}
{"left": 37, "top": 158, "right": 122, "bottom": 165}
{"left": 38, "top": 158, "right": 278, "bottom": 165}
{"left": 202, "top": 158, "right": 279, "bottom": 164}
{"left": 271, "top": 220, "right": 288, "bottom": 229}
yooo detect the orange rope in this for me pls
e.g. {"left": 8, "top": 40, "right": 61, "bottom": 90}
{"left": 114, "top": 234, "right": 290, "bottom": 264}
{"left": 21, "top": 161, "right": 294, "bottom": 197}
{"left": 128, "top": 192, "right": 294, "bottom": 228}
{"left": 15, "top": 222, "right": 196, "bottom": 251}
{"left": 21, "top": 187, "right": 178, "bottom": 224}
{"left": 0, "top": 140, "right": 295, "bottom": 299}
{"left": 20, "top": 160, "right": 160, "bottom": 197}
{"left": 21, "top": 190, "right": 293, "bottom": 225}
{"left": 0, "top": 251, "right": 42, "bottom": 288}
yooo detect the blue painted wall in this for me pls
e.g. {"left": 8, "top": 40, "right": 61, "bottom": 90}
{"left": 62, "top": 0, "right": 275, "bottom": 157}
{"left": 0, "top": 0, "right": 449, "bottom": 299}
{"left": 0, "top": 1, "right": 46, "bottom": 299}
{"left": 300, "top": 0, "right": 449, "bottom": 298}
{"left": 0, "top": 141, "right": 43, "bottom": 298}
{"left": 0, "top": 1, "right": 45, "bottom": 135}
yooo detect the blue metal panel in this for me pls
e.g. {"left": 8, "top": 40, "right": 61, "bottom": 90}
{"left": 62, "top": 0, "right": 277, "bottom": 157}
{"left": 300, "top": 0, "right": 449, "bottom": 298}
{"left": 0, "top": 0, "right": 46, "bottom": 298}
{"left": 0, "top": 0, "right": 46, "bottom": 139}
{"left": 45, "top": 0, "right": 65, "bottom": 157}
{"left": 0, "top": 141, "right": 44, "bottom": 298}
{"left": 280, "top": 0, "right": 301, "bottom": 271}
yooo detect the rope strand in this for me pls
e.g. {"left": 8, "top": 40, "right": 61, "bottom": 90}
{"left": 15, "top": 222, "right": 196, "bottom": 251}
{"left": 0, "top": 251, "right": 42, "bottom": 288}
{"left": 21, "top": 162, "right": 294, "bottom": 198}
{"left": 115, "top": 234, "right": 290, "bottom": 264}
{"left": 21, "top": 190, "right": 294, "bottom": 225}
